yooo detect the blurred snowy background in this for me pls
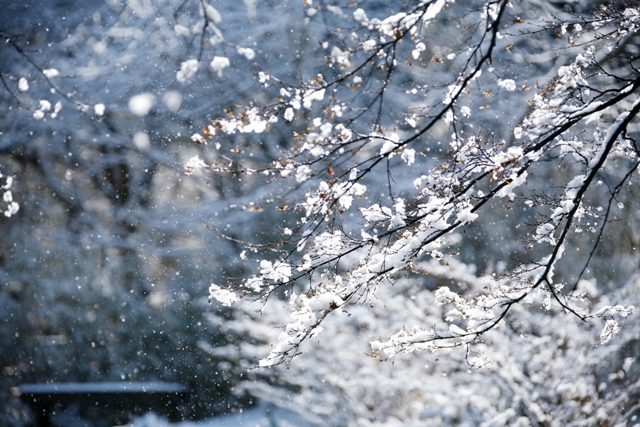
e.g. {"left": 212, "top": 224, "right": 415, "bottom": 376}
{"left": 1, "top": 0, "right": 640, "bottom": 426}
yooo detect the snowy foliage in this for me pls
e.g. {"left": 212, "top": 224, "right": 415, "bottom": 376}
{"left": 184, "top": 2, "right": 640, "bottom": 423}
{"left": 2, "top": 0, "right": 640, "bottom": 426}
{"left": 216, "top": 260, "right": 640, "bottom": 426}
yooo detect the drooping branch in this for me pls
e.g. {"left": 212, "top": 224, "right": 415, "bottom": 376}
{"left": 195, "top": 1, "right": 640, "bottom": 367}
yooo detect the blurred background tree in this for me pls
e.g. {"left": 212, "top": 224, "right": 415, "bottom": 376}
{"left": 1, "top": 1, "right": 640, "bottom": 426}
{"left": 0, "top": 0, "right": 320, "bottom": 424}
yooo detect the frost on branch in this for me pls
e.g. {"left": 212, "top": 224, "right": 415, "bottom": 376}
{"left": 177, "top": 59, "right": 199, "bottom": 83}
{"left": 208, "top": 284, "right": 239, "bottom": 307}
{"left": 0, "top": 172, "right": 19, "bottom": 218}
{"left": 195, "top": 0, "right": 640, "bottom": 368}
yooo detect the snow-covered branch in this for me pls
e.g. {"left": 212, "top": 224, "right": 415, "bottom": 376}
{"left": 188, "top": 1, "right": 640, "bottom": 371}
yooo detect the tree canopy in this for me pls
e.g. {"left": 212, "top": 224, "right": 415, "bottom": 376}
{"left": 197, "top": 3, "right": 640, "bottom": 424}
{"left": 199, "top": 0, "right": 638, "bottom": 364}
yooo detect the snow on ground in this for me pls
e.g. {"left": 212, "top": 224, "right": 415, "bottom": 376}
{"left": 123, "top": 404, "right": 314, "bottom": 427}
